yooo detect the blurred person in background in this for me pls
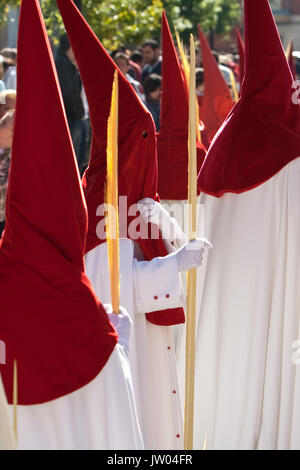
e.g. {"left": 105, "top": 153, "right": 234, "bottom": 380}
{"left": 0, "top": 90, "right": 16, "bottom": 119}
{"left": 0, "top": 48, "right": 17, "bottom": 64}
{"left": 79, "top": 85, "right": 90, "bottom": 176}
{"left": 141, "top": 39, "right": 162, "bottom": 83}
{"left": 143, "top": 73, "right": 161, "bottom": 131}
{"left": 0, "top": 110, "right": 14, "bottom": 237}
{"left": 0, "top": 48, "right": 17, "bottom": 90}
{"left": 293, "top": 52, "right": 300, "bottom": 80}
{"left": 0, "top": 56, "right": 5, "bottom": 92}
{"left": 212, "top": 50, "right": 238, "bottom": 97}
{"left": 114, "top": 52, "right": 145, "bottom": 101}
{"left": 129, "top": 50, "right": 143, "bottom": 83}
{"left": 196, "top": 67, "right": 205, "bottom": 107}
{"left": 55, "top": 34, "right": 86, "bottom": 170}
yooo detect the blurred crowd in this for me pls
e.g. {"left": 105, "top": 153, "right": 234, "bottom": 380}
{"left": 53, "top": 33, "right": 245, "bottom": 177}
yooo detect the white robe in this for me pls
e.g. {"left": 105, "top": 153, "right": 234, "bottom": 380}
{"left": 176, "top": 157, "right": 300, "bottom": 450}
{"left": 12, "top": 346, "right": 144, "bottom": 450}
{"left": 85, "top": 238, "right": 184, "bottom": 450}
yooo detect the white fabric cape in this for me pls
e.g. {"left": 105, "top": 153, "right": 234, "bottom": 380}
{"left": 12, "top": 346, "right": 144, "bottom": 450}
{"left": 176, "top": 158, "right": 300, "bottom": 450}
{"left": 85, "top": 239, "right": 184, "bottom": 450}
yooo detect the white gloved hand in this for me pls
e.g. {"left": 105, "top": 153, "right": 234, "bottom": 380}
{"left": 174, "top": 238, "right": 213, "bottom": 272}
{"left": 104, "top": 304, "right": 132, "bottom": 354}
{"left": 137, "top": 198, "right": 187, "bottom": 247}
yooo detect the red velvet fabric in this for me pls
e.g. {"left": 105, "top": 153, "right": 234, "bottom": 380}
{"left": 198, "top": 26, "right": 235, "bottom": 142}
{"left": 198, "top": 0, "right": 300, "bottom": 197}
{"left": 157, "top": 11, "right": 206, "bottom": 201}
{"left": 0, "top": 0, "right": 117, "bottom": 405}
{"left": 235, "top": 27, "right": 245, "bottom": 92}
{"left": 56, "top": 0, "right": 185, "bottom": 326}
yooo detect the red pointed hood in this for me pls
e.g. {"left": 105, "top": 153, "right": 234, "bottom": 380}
{"left": 56, "top": 0, "right": 158, "bottom": 255}
{"left": 198, "top": 0, "right": 300, "bottom": 197}
{"left": 235, "top": 27, "right": 245, "bottom": 91}
{"left": 198, "top": 25, "right": 235, "bottom": 142}
{"left": 0, "top": 0, "right": 117, "bottom": 405}
{"left": 57, "top": 0, "right": 185, "bottom": 327}
{"left": 157, "top": 11, "right": 206, "bottom": 200}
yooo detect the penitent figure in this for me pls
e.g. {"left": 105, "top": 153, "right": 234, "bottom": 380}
{"left": 56, "top": 0, "right": 211, "bottom": 450}
{"left": 0, "top": 0, "right": 143, "bottom": 450}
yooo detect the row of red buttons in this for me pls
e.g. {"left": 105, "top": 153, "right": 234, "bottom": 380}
{"left": 154, "top": 294, "right": 170, "bottom": 300}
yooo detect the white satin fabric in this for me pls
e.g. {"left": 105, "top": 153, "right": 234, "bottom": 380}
{"left": 175, "top": 158, "right": 300, "bottom": 449}
{"left": 13, "top": 346, "right": 144, "bottom": 450}
{"left": 85, "top": 239, "right": 184, "bottom": 450}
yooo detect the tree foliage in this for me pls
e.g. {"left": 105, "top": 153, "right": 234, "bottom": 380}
{"left": 0, "top": 0, "right": 242, "bottom": 49}
{"left": 164, "top": 0, "right": 241, "bottom": 37}
{"left": 83, "top": 0, "right": 164, "bottom": 49}
{"left": 0, "top": 1, "right": 18, "bottom": 28}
